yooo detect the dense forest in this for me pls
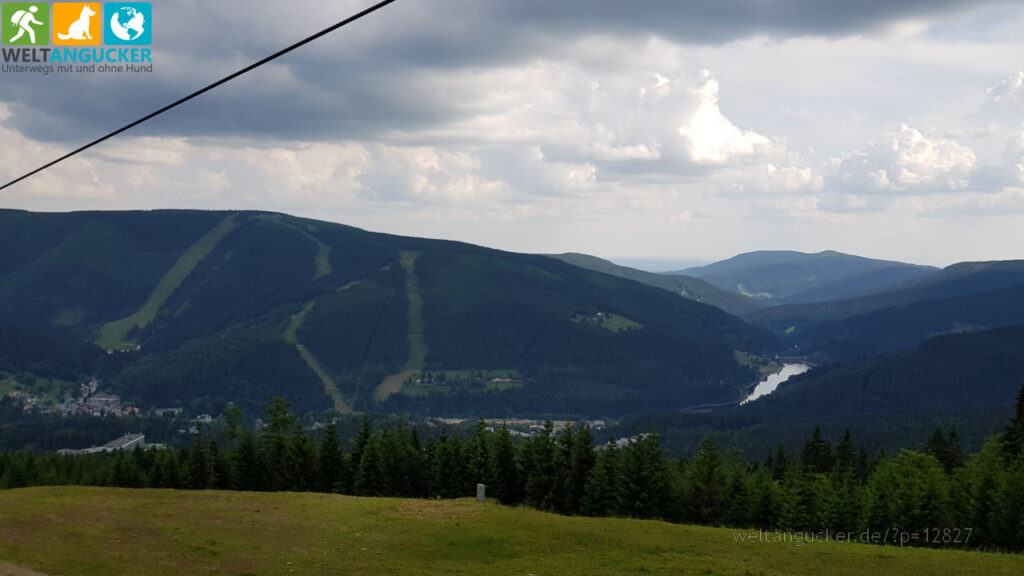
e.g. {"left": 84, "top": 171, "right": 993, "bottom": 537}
{"left": 0, "top": 210, "right": 776, "bottom": 416}
{"left": 4, "top": 384, "right": 1024, "bottom": 553}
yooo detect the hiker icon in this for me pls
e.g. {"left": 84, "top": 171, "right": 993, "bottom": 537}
{"left": 9, "top": 6, "right": 43, "bottom": 44}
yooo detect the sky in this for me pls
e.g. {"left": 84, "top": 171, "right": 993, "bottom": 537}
{"left": 3, "top": 0, "right": 1024, "bottom": 266}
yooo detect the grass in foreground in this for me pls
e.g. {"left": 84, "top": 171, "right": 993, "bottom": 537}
{"left": 0, "top": 487, "right": 1020, "bottom": 576}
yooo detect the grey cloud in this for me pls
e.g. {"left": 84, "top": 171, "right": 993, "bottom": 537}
{"left": 0, "top": 0, "right": 997, "bottom": 145}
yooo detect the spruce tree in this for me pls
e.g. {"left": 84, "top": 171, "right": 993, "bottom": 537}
{"left": 206, "top": 440, "right": 231, "bottom": 490}
{"left": 465, "top": 418, "right": 493, "bottom": 493}
{"left": 317, "top": 421, "right": 344, "bottom": 493}
{"left": 354, "top": 435, "right": 385, "bottom": 496}
{"left": 617, "top": 432, "right": 671, "bottom": 520}
{"left": 286, "top": 432, "right": 318, "bottom": 492}
{"left": 582, "top": 438, "right": 620, "bottom": 517}
{"left": 1003, "top": 380, "right": 1024, "bottom": 461}
{"left": 233, "top": 428, "right": 263, "bottom": 491}
{"left": 348, "top": 414, "right": 373, "bottom": 492}
{"left": 684, "top": 435, "right": 727, "bottom": 525}
{"left": 185, "top": 432, "right": 208, "bottom": 490}
{"left": 802, "top": 425, "right": 834, "bottom": 474}
{"left": 835, "top": 427, "right": 856, "bottom": 472}
{"left": 378, "top": 426, "right": 413, "bottom": 497}
{"left": 522, "top": 421, "right": 559, "bottom": 511}
{"left": 563, "top": 424, "right": 596, "bottom": 515}
{"left": 432, "top": 428, "right": 465, "bottom": 498}
{"left": 490, "top": 424, "right": 522, "bottom": 505}
{"left": 407, "top": 426, "right": 428, "bottom": 498}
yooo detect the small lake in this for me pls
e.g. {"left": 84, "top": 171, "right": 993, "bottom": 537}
{"left": 741, "top": 363, "right": 810, "bottom": 404}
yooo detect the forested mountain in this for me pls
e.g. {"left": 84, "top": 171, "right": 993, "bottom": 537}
{"left": 731, "top": 325, "right": 1024, "bottom": 443}
{"left": 0, "top": 210, "right": 776, "bottom": 417}
{"left": 547, "top": 253, "right": 766, "bottom": 316}
{"left": 746, "top": 260, "right": 1024, "bottom": 361}
{"left": 679, "top": 250, "right": 938, "bottom": 304}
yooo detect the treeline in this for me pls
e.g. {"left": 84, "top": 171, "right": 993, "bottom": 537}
{"left": 4, "top": 388, "right": 1024, "bottom": 553}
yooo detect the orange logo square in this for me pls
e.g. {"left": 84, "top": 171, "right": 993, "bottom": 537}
{"left": 52, "top": 3, "right": 101, "bottom": 45}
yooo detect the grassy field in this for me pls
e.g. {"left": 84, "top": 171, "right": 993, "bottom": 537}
{"left": 0, "top": 487, "right": 1020, "bottom": 576}
{"left": 375, "top": 252, "right": 427, "bottom": 401}
{"left": 0, "top": 377, "right": 17, "bottom": 400}
{"left": 571, "top": 312, "right": 643, "bottom": 333}
{"left": 96, "top": 214, "right": 240, "bottom": 350}
{"left": 400, "top": 369, "right": 522, "bottom": 397}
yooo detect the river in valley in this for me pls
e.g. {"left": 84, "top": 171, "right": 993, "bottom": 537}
{"left": 741, "top": 363, "right": 811, "bottom": 404}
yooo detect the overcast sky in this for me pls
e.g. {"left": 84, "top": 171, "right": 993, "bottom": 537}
{"left": 3, "top": 0, "right": 1024, "bottom": 266}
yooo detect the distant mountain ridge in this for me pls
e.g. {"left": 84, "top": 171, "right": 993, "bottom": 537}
{"left": 678, "top": 250, "right": 939, "bottom": 304}
{"left": 547, "top": 253, "right": 766, "bottom": 316}
{"left": 746, "top": 259, "right": 1024, "bottom": 361}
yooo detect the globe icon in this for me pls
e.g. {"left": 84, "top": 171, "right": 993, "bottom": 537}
{"left": 110, "top": 7, "right": 146, "bottom": 41}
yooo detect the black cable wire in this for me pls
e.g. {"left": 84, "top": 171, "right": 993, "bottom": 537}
{"left": 0, "top": 0, "right": 399, "bottom": 192}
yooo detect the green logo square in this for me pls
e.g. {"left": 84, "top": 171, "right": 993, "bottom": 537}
{"left": 3, "top": 3, "right": 50, "bottom": 45}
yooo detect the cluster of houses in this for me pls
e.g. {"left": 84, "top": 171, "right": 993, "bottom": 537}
{"left": 64, "top": 390, "right": 138, "bottom": 417}
{"left": 425, "top": 417, "right": 606, "bottom": 438}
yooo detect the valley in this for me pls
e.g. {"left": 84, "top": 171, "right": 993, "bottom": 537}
{"left": 1, "top": 208, "right": 1023, "bottom": 460}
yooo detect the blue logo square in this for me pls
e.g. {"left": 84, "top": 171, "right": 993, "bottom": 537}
{"left": 104, "top": 2, "right": 150, "bottom": 45}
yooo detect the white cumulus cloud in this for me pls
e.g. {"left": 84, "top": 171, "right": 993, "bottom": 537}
{"left": 831, "top": 124, "right": 976, "bottom": 193}
{"left": 678, "top": 71, "right": 773, "bottom": 164}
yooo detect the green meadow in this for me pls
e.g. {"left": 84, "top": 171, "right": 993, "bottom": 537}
{"left": 0, "top": 487, "right": 1019, "bottom": 576}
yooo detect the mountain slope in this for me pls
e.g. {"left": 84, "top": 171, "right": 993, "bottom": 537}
{"left": 0, "top": 210, "right": 777, "bottom": 417}
{"left": 746, "top": 325, "right": 1024, "bottom": 421}
{"left": 746, "top": 260, "right": 1024, "bottom": 361}
{"left": 680, "top": 250, "right": 938, "bottom": 304}
{"left": 547, "top": 253, "right": 766, "bottom": 316}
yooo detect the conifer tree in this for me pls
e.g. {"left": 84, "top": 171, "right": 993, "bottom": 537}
{"left": 802, "top": 425, "right": 834, "bottom": 474}
{"left": 617, "top": 432, "right": 671, "bottom": 520}
{"left": 378, "top": 426, "right": 413, "bottom": 497}
{"left": 286, "top": 432, "right": 317, "bottom": 492}
{"left": 562, "top": 424, "right": 596, "bottom": 515}
{"left": 747, "top": 467, "right": 780, "bottom": 529}
{"left": 522, "top": 421, "right": 559, "bottom": 511}
{"left": 407, "top": 426, "right": 428, "bottom": 498}
{"left": 232, "top": 428, "right": 263, "bottom": 491}
{"left": 835, "top": 427, "right": 856, "bottom": 472}
{"left": 684, "top": 435, "right": 727, "bottom": 525}
{"left": 582, "top": 438, "right": 620, "bottom": 517}
{"left": 354, "top": 435, "right": 385, "bottom": 496}
{"left": 348, "top": 414, "right": 373, "bottom": 492}
{"left": 779, "top": 468, "right": 817, "bottom": 531}
{"left": 490, "top": 424, "right": 522, "bottom": 505}
{"left": 185, "top": 431, "right": 208, "bottom": 490}
{"left": 432, "top": 428, "right": 465, "bottom": 498}
{"left": 1003, "top": 380, "right": 1024, "bottom": 461}
{"left": 948, "top": 426, "right": 965, "bottom": 471}
{"left": 771, "top": 445, "right": 789, "bottom": 481}
{"left": 465, "top": 418, "right": 493, "bottom": 493}
{"left": 206, "top": 440, "right": 231, "bottom": 490}
{"left": 316, "top": 421, "right": 344, "bottom": 493}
